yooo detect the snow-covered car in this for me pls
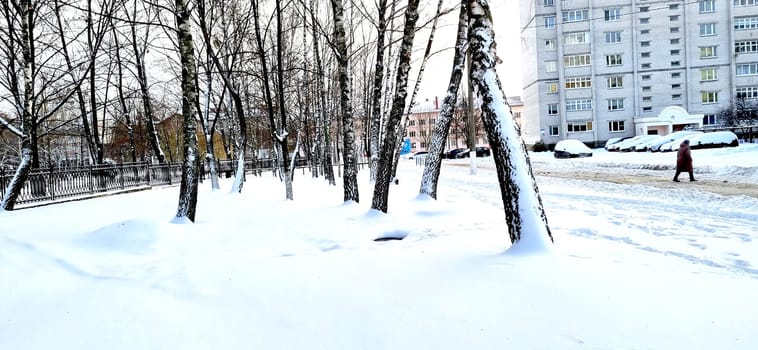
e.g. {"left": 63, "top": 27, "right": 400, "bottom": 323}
{"left": 645, "top": 131, "right": 703, "bottom": 152}
{"left": 687, "top": 131, "right": 739, "bottom": 149}
{"left": 604, "top": 136, "right": 632, "bottom": 150}
{"left": 553, "top": 139, "right": 593, "bottom": 158}
{"left": 615, "top": 135, "right": 660, "bottom": 152}
{"left": 408, "top": 151, "right": 428, "bottom": 159}
{"left": 606, "top": 135, "right": 647, "bottom": 151}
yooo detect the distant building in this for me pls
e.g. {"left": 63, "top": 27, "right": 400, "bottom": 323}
{"left": 405, "top": 95, "right": 525, "bottom": 153}
{"left": 519, "top": 0, "right": 757, "bottom": 147}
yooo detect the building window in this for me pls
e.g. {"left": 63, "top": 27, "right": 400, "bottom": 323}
{"left": 565, "top": 99, "right": 593, "bottom": 111}
{"left": 409, "top": 120, "right": 416, "bottom": 126}
{"left": 734, "top": 0, "right": 758, "bottom": 6}
{"left": 672, "top": 84, "right": 681, "bottom": 89}
{"left": 672, "top": 94, "right": 682, "bottom": 100}
{"left": 545, "top": 39, "right": 557, "bottom": 50}
{"left": 699, "top": 23, "right": 717, "bottom": 36}
{"left": 562, "top": 9, "right": 589, "bottom": 23}
{"left": 419, "top": 119, "right": 426, "bottom": 126}
{"left": 544, "top": 0, "right": 555, "bottom": 6}
{"left": 703, "top": 114, "right": 717, "bottom": 126}
{"left": 701, "top": 68, "right": 718, "bottom": 81}
{"left": 735, "top": 40, "right": 758, "bottom": 53}
{"left": 564, "top": 54, "right": 591, "bottom": 67}
{"left": 643, "top": 107, "right": 653, "bottom": 112}
{"left": 641, "top": 63, "right": 651, "bottom": 69}
{"left": 700, "top": 0, "right": 716, "bottom": 12}
{"left": 642, "top": 75, "right": 651, "bottom": 81}
{"left": 409, "top": 131, "right": 416, "bottom": 137}
{"left": 544, "top": 16, "right": 556, "bottom": 28}
{"left": 420, "top": 142, "right": 427, "bottom": 148}
{"left": 565, "top": 76, "right": 592, "bottom": 89}
{"left": 606, "top": 54, "right": 622, "bottom": 66}
{"left": 671, "top": 49, "right": 680, "bottom": 55}
{"left": 672, "top": 72, "right": 681, "bottom": 78}
{"left": 547, "top": 103, "right": 559, "bottom": 115}
{"left": 639, "top": 6, "right": 649, "bottom": 12}
{"left": 640, "top": 18, "right": 650, "bottom": 24}
{"left": 547, "top": 81, "right": 559, "bottom": 93}
{"left": 642, "top": 86, "right": 652, "bottom": 92}
{"left": 640, "top": 29, "right": 650, "bottom": 35}
{"left": 607, "top": 76, "right": 623, "bottom": 88}
{"left": 700, "top": 46, "right": 717, "bottom": 58}
{"left": 420, "top": 130, "right": 427, "bottom": 137}
{"left": 607, "top": 99, "right": 624, "bottom": 111}
{"left": 701, "top": 91, "right": 719, "bottom": 104}
{"left": 640, "top": 41, "right": 650, "bottom": 47}
{"left": 609, "top": 120, "right": 625, "bottom": 132}
{"left": 670, "top": 27, "right": 679, "bottom": 33}
{"left": 642, "top": 96, "right": 652, "bottom": 102}
{"left": 548, "top": 125, "right": 560, "bottom": 136}
{"left": 546, "top": 60, "right": 557, "bottom": 72}
{"left": 605, "top": 8, "right": 622, "bottom": 21}
{"left": 669, "top": 4, "right": 680, "bottom": 9}
{"left": 564, "top": 31, "right": 591, "bottom": 45}
{"left": 641, "top": 52, "right": 651, "bottom": 58}
{"left": 736, "top": 63, "right": 758, "bottom": 76}
{"left": 671, "top": 38, "right": 680, "bottom": 44}
{"left": 567, "top": 121, "right": 593, "bottom": 133}
{"left": 736, "top": 86, "right": 758, "bottom": 99}
{"left": 604, "top": 31, "right": 622, "bottom": 44}
{"left": 669, "top": 15, "right": 680, "bottom": 21}
{"left": 735, "top": 17, "right": 758, "bottom": 30}
{"left": 671, "top": 61, "right": 681, "bottom": 67}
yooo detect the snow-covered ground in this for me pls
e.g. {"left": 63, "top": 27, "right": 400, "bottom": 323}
{"left": 2, "top": 144, "right": 757, "bottom": 349}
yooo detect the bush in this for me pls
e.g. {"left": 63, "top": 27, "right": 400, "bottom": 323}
{"left": 532, "top": 141, "right": 548, "bottom": 152}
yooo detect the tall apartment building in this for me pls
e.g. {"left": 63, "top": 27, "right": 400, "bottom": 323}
{"left": 520, "top": 0, "right": 758, "bottom": 147}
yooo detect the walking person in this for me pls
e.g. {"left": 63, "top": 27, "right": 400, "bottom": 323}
{"left": 673, "top": 139, "right": 696, "bottom": 182}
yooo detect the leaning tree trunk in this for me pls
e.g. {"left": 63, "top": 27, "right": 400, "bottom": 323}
{"left": 1, "top": 0, "right": 33, "bottom": 211}
{"left": 390, "top": 0, "right": 444, "bottom": 179}
{"left": 467, "top": 0, "right": 553, "bottom": 247}
{"left": 371, "top": 0, "right": 420, "bottom": 213}
{"left": 174, "top": 0, "right": 200, "bottom": 222}
{"left": 420, "top": 3, "right": 468, "bottom": 199}
{"left": 330, "top": 0, "right": 359, "bottom": 203}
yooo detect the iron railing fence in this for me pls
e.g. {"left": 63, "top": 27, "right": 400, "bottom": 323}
{"left": 1, "top": 157, "right": 367, "bottom": 207}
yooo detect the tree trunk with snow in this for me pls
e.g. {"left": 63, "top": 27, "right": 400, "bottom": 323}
{"left": 420, "top": 3, "right": 468, "bottom": 199}
{"left": 371, "top": 0, "right": 420, "bottom": 213}
{"left": 330, "top": 0, "right": 359, "bottom": 203}
{"left": 310, "top": 1, "right": 335, "bottom": 185}
{"left": 467, "top": 0, "right": 553, "bottom": 245}
{"left": 1, "top": 0, "right": 33, "bottom": 211}
{"left": 276, "top": 0, "right": 293, "bottom": 200}
{"left": 174, "top": 0, "right": 200, "bottom": 222}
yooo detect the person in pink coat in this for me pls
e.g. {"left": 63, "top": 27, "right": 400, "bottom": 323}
{"left": 673, "top": 139, "right": 696, "bottom": 182}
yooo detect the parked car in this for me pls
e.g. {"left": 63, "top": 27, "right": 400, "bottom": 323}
{"left": 459, "top": 146, "right": 491, "bottom": 158}
{"left": 626, "top": 135, "right": 664, "bottom": 152}
{"left": 687, "top": 131, "right": 739, "bottom": 149}
{"left": 606, "top": 135, "right": 646, "bottom": 151}
{"left": 553, "top": 139, "right": 593, "bottom": 158}
{"left": 613, "top": 135, "right": 659, "bottom": 152}
{"left": 645, "top": 131, "right": 703, "bottom": 152}
{"left": 604, "top": 136, "right": 632, "bottom": 150}
{"left": 445, "top": 148, "right": 469, "bottom": 159}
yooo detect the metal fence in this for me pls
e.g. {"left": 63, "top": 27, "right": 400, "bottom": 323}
{"left": 1, "top": 157, "right": 366, "bottom": 207}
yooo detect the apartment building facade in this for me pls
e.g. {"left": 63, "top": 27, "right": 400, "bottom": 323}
{"left": 520, "top": 0, "right": 758, "bottom": 147}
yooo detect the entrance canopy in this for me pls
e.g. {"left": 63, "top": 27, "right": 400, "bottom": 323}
{"left": 633, "top": 106, "right": 703, "bottom": 136}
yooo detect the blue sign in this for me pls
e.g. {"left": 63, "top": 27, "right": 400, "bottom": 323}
{"left": 400, "top": 137, "right": 411, "bottom": 155}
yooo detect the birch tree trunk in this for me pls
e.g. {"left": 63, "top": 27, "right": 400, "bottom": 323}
{"left": 371, "top": 0, "right": 420, "bottom": 213}
{"left": 276, "top": 0, "right": 292, "bottom": 200}
{"left": 0, "top": 0, "right": 33, "bottom": 211}
{"left": 310, "top": 0, "right": 335, "bottom": 185}
{"left": 467, "top": 0, "right": 553, "bottom": 246}
{"left": 420, "top": 3, "right": 468, "bottom": 199}
{"left": 128, "top": 0, "right": 164, "bottom": 163}
{"left": 330, "top": 0, "right": 359, "bottom": 203}
{"left": 368, "top": 0, "right": 388, "bottom": 183}
{"left": 174, "top": 0, "right": 199, "bottom": 222}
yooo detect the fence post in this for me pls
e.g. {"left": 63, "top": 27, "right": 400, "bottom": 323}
{"left": 145, "top": 161, "right": 151, "bottom": 185}
{"left": 120, "top": 162, "right": 125, "bottom": 189}
{"left": 49, "top": 166, "right": 55, "bottom": 201}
